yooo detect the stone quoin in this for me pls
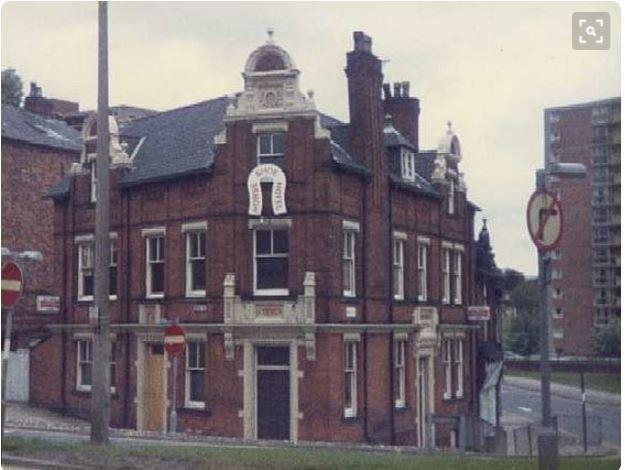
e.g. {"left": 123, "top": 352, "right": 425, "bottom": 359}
{"left": 33, "top": 31, "right": 502, "bottom": 447}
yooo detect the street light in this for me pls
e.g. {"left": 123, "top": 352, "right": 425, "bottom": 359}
{"left": 534, "top": 162, "right": 587, "bottom": 428}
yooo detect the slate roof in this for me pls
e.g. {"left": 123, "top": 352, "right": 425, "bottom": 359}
{"left": 416, "top": 150, "right": 436, "bottom": 181}
{"left": 118, "top": 97, "right": 232, "bottom": 186}
{"left": 1, "top": 104, "right": 81, "bottom": 152}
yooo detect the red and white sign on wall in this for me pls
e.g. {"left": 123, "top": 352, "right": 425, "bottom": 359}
{"left": 36, "top": 295, "right": 60, "bottom": 314}
{"left": 1, "top": 261, "right": 23, "bottom": 308}
{"left": 164, "top": 323, "right": 186, "bottom": 357}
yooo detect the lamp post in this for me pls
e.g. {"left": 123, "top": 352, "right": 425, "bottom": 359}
{"left": 533, "top": 162, "right": 587, "bottom": 427}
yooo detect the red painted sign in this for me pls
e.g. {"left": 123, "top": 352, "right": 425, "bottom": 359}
{"left": 164, "top": 323, "right": 186, "bottom": 357}
{"left": 1, "top": 262, "right": 23, "bottom": 308}
{"left": 526, "top": 190, "right": 563, "bottom": 252}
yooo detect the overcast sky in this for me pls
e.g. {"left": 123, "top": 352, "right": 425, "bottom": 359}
{"left": 2, "top": 2, "right": 620, "bottom": 274}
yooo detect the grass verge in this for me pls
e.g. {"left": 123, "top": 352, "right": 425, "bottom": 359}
{"left": 2, "top": 436, "right": 620, "bottom": 470}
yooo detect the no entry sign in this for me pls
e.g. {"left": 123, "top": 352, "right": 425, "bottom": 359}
{"left": 1, "top": 262, "right": 23, "bottom": 308}
{"left": 164, "top": 323, "right": 186, "bottom": 357}
{"left": 526, "top": 190, "right": 563, "bottom": 251}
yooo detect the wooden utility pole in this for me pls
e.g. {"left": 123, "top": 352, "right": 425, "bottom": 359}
{"left": 91, "top": 0, "right": 111, "bottom": 444}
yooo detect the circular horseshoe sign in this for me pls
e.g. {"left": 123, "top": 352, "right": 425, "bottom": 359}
{"left": 526, "top": 190, "right": 563, "bottom": 252}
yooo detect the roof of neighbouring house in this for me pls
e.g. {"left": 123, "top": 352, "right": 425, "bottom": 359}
{"left": 1, "top": 104, "right": 81, "bottom": 152}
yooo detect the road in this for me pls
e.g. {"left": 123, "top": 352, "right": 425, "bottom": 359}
{"left": 502, "top": 384, "right": 620, "bottom": 446}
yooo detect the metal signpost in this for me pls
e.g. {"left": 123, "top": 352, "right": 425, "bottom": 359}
{"left": 526, "top": 189, "right": 563, "bottom": 427}
{"left": 1, "top": 261, "right": 24, "bottom": 437}
{"left": 164, "top": 323, "right": 186, "bottom": 434}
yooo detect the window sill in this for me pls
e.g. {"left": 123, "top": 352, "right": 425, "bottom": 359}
{"left": 77, "top": 296, "right": 94, "bottom": 303}
{"left": 254, "top": 289, "right": 289, "bottom": 297}
{"left": 74, "top": 387, "right": 117, "bottom": 396}
{"left": 394, "top": 403, "right": 407, "bottom": 412}
{"left": 183, "top": 402, "right": 206, "bottom": 410}
{"left": 417, "top": 296, "right": 427, "bottom": 302}
{"left": 185, "top": 291, "right": 206, "bottom": 299}
{"left": 343, "top": 292, "right": 357, "bottom": 299}
{"left": 342, "top": 410, "right": 359, "bottom": 421}
{"left": 146, "top": 293, "right": 165, "bottom": 300}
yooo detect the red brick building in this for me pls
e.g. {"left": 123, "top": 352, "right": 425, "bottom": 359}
{"left": 36, "top": 32, "right": 498, "bottom": 446}
{"left": 1, "top": 103, "right": 81, "bottom": 352}
{"left": 544, "top": 98, "right": 620, "bottom": 357}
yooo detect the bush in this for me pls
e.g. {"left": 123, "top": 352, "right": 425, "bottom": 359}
{"left": 592, "top": 324, "right": 620, "bottom": 358}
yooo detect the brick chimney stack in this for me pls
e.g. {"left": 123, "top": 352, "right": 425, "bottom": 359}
{"left": 24, "top": 82, "right": 79, "bottom": 118}
{"left": 383, "top": 81, "right": 420, "bottom": 150}
{"left": 345, "top": 31, "right": 385, "bottom": 180}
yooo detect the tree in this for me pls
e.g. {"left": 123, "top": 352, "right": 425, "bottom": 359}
{"left": 592, "top": 324, "right": 620, "bottom": 358}
{"left": 503, "top": 279, "right": 540, "bottom": 356}
{"left": 2, "top": 68, "right": 23, "bottom": 107}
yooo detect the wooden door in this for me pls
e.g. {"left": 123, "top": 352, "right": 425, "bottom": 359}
{"left": 256, "top": 346, "right": 290, "bottom": 440}
{"left": 144, "top": 344, "right": 165, "bottom": 432}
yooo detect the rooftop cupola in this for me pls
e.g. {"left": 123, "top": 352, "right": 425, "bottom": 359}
{"left": 226, "top": 29, "right": 317, "bottom": 121}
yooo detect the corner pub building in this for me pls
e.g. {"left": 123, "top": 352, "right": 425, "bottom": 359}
{"left": 35, "top": 31, "right": 495, "bottom": 447}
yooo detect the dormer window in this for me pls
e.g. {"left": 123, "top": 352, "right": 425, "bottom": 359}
{"left": 401, "top": 148, "right": 416, "bottom": 181}
{"left": 257, "top": 133, "right": 286, "bottom": 166}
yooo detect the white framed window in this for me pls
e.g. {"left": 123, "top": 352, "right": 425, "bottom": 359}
{"left": 185, "top": 342, "right": 206, "bottom": 408}
{"left": 109, "top": 240, "right": 117, "bottom": 298}
{"left": 455, "top": 339, "right": 464, "bottom": 398}
{"left": 394, "top": 339, "right": 406, "bottom": 408}
{"left": 344, "top": 341, "right": 358, "bottom": 418}
{"left": 257, "top": 133, "right": 286, "bottom": 165}
{"left": 185, "top": 231, "right": 206, "bottom": 297}
{"left": 442, "top": 248, "right": 451, "bottom": 304}
{"left": 417, "top": 242, "right": 428, "bottom": 301}
{"left": 76, "top": 339, "right": 93, "bottom": 391}
{"left": 77, "top": 242, "right": 94, "bottom": 301}
{"left": 90, "top": 163, "right": 97, "bottom": 203}
{"left": 146, "top": 235, "right": 165, "bottom": 298}
{"left": 392, "top": 236, "right": 405, "bottom": 300}
{"left": 401, "top": 148, "right": 416, "bottom": 181}
{"left": 448, "top": 181, "right": 455, "bottom": 215}
{"left": 453, "top": 251, "right": 463, "bottom": 305}
{"left": 343, "top": 228, "right": 357, "bottom": 297}
{"left": 76, "top": 339, "right": 116, "bottom": 392}
{"left": 443, "top": 339, "right": 452, "bottom": 399}
{"left": 553, "top": 327, "right": 564, "bottom": 339}
{"left": 254, "top": 228, "right": 289, "bottom": 296}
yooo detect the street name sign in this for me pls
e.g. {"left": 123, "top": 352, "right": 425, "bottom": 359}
{"left": 1, "top": 262, "right": 23, "bottom": 308}
{"left": 526, "top": 190, "right": 563, "bottom": 251}
{"left": 164, "top": 323, "right": 186, "bottom": 357}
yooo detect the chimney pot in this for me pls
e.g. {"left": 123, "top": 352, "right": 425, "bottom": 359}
{"left": 402, "top": 82, "right": 410, "bottom": 97}
{"left": 393, "top": 82, "right": 401, "bottom": 97}
{"left": 382, "top": 83, "right": 391, "bottom": 100}
{"left": 353, "top": 31, "right": 372, "bottom": 53}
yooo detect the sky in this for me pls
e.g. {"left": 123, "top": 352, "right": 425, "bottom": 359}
{"left": 1, "top": 1, "right": 620, "bottom": 274}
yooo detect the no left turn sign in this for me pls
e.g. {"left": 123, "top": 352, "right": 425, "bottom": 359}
{"left": 526, "top": 190, "right": 563, "bottom": 251}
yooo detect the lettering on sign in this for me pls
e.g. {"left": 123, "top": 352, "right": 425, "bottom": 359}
{"left": 467, "top": 305, "right": 491, "bottom": 321}
{"left": 36, "top": 295, "right": 60, "bottom": 314}
{"left": 247, "top": 164, "right": 287, "bottom": 216}
{"left": 256, "top": 305, "right": 283, "bottom": 318}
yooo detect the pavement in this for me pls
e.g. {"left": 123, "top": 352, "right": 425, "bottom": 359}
{"left": 503, "top": 375, "right": 620, "bottom": 407}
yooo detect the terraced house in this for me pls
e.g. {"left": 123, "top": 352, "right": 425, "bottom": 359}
{"left": 34, "top": 31, "right": 499, "bottom": 447}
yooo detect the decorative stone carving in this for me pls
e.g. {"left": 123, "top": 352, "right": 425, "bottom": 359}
{"left": 413, "top": 306, "right": 439, "bottom": 351}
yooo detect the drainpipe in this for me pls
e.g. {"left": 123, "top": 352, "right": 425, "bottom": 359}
{"left": 123, "top": 189, "right": 131, "bottom": 428}
{"left": 60, "top": 177, "right": 73, "bottom": 412}
{"left": 361, "top": 173, "right": 369, "bottom": 443}
{"left": 388, "top": 175, "right": 395, "bottom": 446}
